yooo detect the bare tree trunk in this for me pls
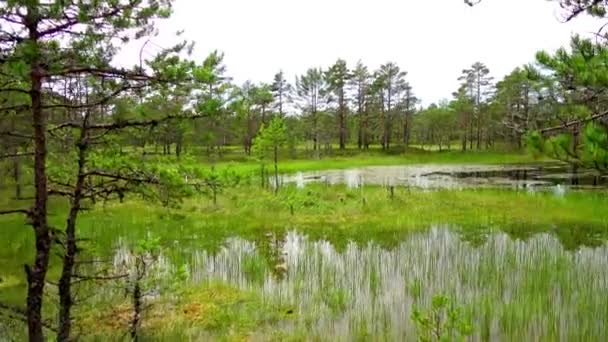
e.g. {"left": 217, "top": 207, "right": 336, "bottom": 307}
{"left": 12, "top": 147, "right": 22, "bottom": 199}
{"left": 58, "top": 116, "right": 89, "bottom": 341}
{"left": 357, "top": 108, "right": 363, "bottom": 150}
{"left": 469, "top": 118, "right": 474, "bottom": 150}
{"left": 26, "top": 10, "right": 52, "bottom": 339}
{"left": 476, "top": 115, "right": 482, "bottom": 150}
{"left": 130, "top": 273, "right": 142, "bottom": 342}
{"left": 339, "top": 108, "right": 346, "bottom": 150}
{"left": 278, "top": 90, "right": 283, "bottom": 117}
{"left": 381, "top": 109, "right": 387, "bottom": 150}
{"left": 357, "top": 123, "right": 363, "bottom": 150}
{"left": 363, "top": 111, "right": 369, "bottom": 149}
{"left": 403, "top": 118, "right": 409, "bottom": 147}
{"left": 273, "top": 145, "right": 279, "bottom": 193}
{"left": 338, "top": 90, "right": 346, "bottom": 150}
{"left": 312, "top": 110, "right": 318, "bottom": 152}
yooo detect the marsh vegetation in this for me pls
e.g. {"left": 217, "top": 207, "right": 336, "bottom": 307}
{"left": 1, "top": 0, "right": 608, "bottom": 341}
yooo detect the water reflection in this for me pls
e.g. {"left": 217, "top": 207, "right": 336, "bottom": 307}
{"left": 111, "top": 227, "right": 608, "bottom": 341}
{"left": 277, "top": 164, "right": 608, "bottom": 191}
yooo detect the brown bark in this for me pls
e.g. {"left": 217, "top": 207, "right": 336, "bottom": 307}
{"left": 476, "top": 115, "right": 481, "bottom": 150}
{"left": 273, "top": 145, "right": 279, "bottom": 193}
{"left": 338, "top": 88, "right": 346, "bottom": 150}
{"left": 363, "top": 110, "right": 369, "bottom": 149}
{"left": 25, "top": 7, "right": 52, "bottom": 341}
{"left": 57, "top": 115, "right": 89, "bottom": 341}
{"left": 12, "top": 146, "right": 22, "bottom": 199}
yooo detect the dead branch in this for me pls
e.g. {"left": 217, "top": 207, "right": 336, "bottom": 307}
{"left": 0, "top": 131, "right": 34, "bottom": 140}
{"left": 540, "top": 110, "right": 608, "bottom": 134}
{"left": 0, "top": 208, "right": 31, "bottom": 216}
{"left": 0, "top": 152, "right": 33, "bottom": 159}
{"left": 0, "top": 302, "right": 57, "bottom": 333}
{"left": 85, "top": 170, "right": 159, "bottom": 184}
{"left": 51, "top": 113, "right": 205, "bottom": 133}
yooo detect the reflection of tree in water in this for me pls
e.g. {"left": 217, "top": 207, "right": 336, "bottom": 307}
{"left": 552, "top": 225, "right": 608, "bottom": 251}
{"left": 571, "top": 165, "right": 579, "bottom": 186}
{"left": 457, "top": 227, "right": 491, "bottom": 247}
{"left": 457, "top": 224, "right": 608, "bottom": 251}
{"left": 256, "top": 231, "right": 288, "bottom": 279}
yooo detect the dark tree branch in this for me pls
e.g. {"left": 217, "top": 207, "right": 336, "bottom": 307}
{"left": 44, "top": 83, "right": 145, "bottom": 111}
{"left": 0, "top": 302, "right": 57, "bottom": 333}
{"left": 37, "top": 1, "right": 137, "bottom": 39}
{"left": 47, "top": 66, "right": 153, "bottom": 81}
{"left": 48, "top": 189, "right": 74, "bottom": 198}
{"left": 0, "top": 88, "right": 30, "bottom": 95}
{"left": 0, "top": 104, "right": 29, "bottom": 112}
{"left": 0, "top": 208, "right": 31, "bottom": 216}
{"left": 0, "top": 131, "right": 34, "bottom": 140}
{"left": 540, "top": 110, "right": 608, "bottom": 134}
{"left": 51, "top": 113, "right": 205, "bottom": 133}
{"left": 72, "top": 273, "right": 128, "bottom": 281}
{"left": 561, "top": 0, "right": 605, "bottom": 21}
{"left": 85, "top": 170, "right": 159, "bottom": 184}
{"left": 0, "top": 152, "right": 33, "bottom": 159}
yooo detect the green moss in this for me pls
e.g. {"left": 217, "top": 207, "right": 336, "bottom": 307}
{"left": 79, "top": 282, "right": 293, "bottom": 341}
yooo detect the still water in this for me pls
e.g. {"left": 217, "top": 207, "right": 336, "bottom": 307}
{"left": 278, "top": 164, "right": 607, "bottom": 190}
{"left": 113, "top": 227, "right": 608, "bottom": 341}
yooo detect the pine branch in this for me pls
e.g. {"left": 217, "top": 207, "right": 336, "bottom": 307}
{"left": 0, "top": 152, "right": 33, "bottom": 159}
{"left": 0, "top": 88, "right": 29, "bottom": 95}
{"left": 48, "top": 189, "right": 74, "bottom": 198}
{"left": 540, "top": 110, "right": 608, "bottom": 135}
{"left": 0, "top": 104, "right": 29, "bottom": 112}
{"left": 562, "top": 0, "right": 604, "bottom": 21}
{"left": 0, "top": 208, "right": 31, "bottom": 216}
{"left": 37, "top": 1, "right": 138, "bottom": 39}
{"left": 85, "top": 170, "right": 159, "bottom": 184}
{"left": 47, "top": 66, "right": 153, "bottom": 81}
{"left": 72, "top": 273, "right": 128, "bottom": 281}
{"left": 44, "top": 83, "right": 145, "bottom": 111}
{"left": 0, "top": 302, "right": 57, "bottom": 333}
{"left": 51, "top": 113, "right": 205, "bottom": 132}
{"left": 0, "top": 131, "right": 34, "bottom": 140}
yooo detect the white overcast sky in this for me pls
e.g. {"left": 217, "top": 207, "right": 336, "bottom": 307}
{"left": 120, "top": 0, "right": 604, "bottom": 106}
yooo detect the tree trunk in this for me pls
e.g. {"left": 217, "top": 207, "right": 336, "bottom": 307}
{"left": 363, "top": 111, "right": 369, "bottom": 149}
{"left": 357, "top": 123, "right": 363, "bottom": 150}
{"left": 175, "top": 140, "right": 182, "bottom": 157}
{"left": 469, "top": 118, "right": 474, "bottom": 150}
{"left": 339, "top": 107, "right": 346, "bottom": 150}
{"left": 26, "top": 10, "right": 52, "bottom": 340}
{"left": 58, "top": 119, "right": 89, "bottom": 341}
{"left": 476, "top": 115, "right": 482, "bottom": 150}
{"left": 338, "top": 90, "right": 346, "bottom": 150}
{"left": 381, "top": 109, "right": 387, "bottom": 150}
{"left": 312, "top": 110, "right": 318, "bottom": 152}
{"left": 130, "top": 278, "right": 142, "bottom": 342}
{"left": 278, "top": 90, "right": 283, "bottom": 117}
{"left": 12, "top": 147, "right": 22, "bottom": 199}
{"left": 274, "top": 146, "right": 279, "bottom": 193}
{"left": 403, "top": 118, "right": 409, "bottom": 147}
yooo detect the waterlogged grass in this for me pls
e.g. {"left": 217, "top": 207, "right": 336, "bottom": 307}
{"left": 1, "top": 179, "right": 607, "bottom": 339}
{"left": 2, "top": 184, "right": 606, "bottom": 256}
{"left": 12, "top": 227, "right": 604, "bottom": 341}
{"left": 78, "top": 282, "right": 294, "bottom": 341}
{"left": 144, "top": 148, "right": 545, "bottom": 177}
{"left": 186, "top": 230, "right": 608, "bottom": 340}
